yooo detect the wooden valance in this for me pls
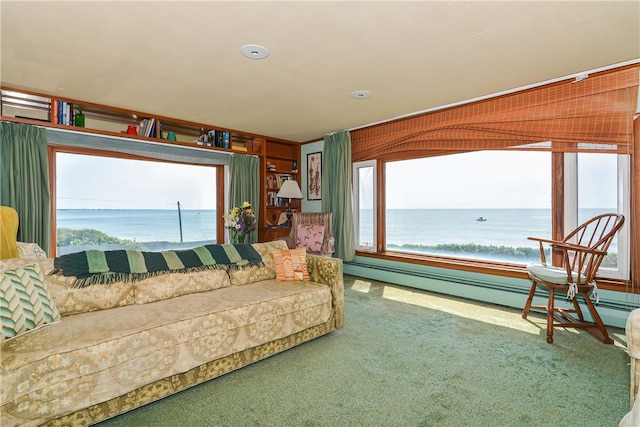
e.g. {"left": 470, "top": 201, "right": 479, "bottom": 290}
{"left": 352, "top": 65, "right": 639, "bottom": 162}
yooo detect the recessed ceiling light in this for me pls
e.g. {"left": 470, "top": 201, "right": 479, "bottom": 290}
{"left": 240, "top": 44, "right": 269, "bottom": 60}
{"left": 351, "top": 90, "right": 371, "bottom": 99}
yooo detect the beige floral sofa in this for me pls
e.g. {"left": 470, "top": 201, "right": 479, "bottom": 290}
{"left": 0, "top": 241, "right": 344, "bottom": 427}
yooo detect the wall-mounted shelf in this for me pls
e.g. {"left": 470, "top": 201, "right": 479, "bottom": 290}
{"left": 0, "top": 87, "right": 265, "bottom": 156}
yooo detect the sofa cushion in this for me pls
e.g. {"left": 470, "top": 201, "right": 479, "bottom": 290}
{"left": 272, "top": 248, "right": 310, "bottom": 281}
{"left": 229, "top": 240, "right": 287, "bottom": 286}
{"left": 16, "top": 242, "right": 47, "bottom": 259}
{"left": 1, "top": 263, "right": 61, "bottom": 341}
{"left": 1, "top": 258, "right": 135, "bottom": 316}
{"left": 134, "top": 268, "right": 231, "bottom": 304}
{"left": 0, "top": 279, "right": 331, "bottom": 424}
{"left": 296, "top": 224, "right": 325, "bottom": 253}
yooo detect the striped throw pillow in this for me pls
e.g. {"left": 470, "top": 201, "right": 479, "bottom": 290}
{"left": 272, "top": 248, "right": 310, "bottom": 281}
{"left": 1, "top": 263, "right": 61, "bottom": 341}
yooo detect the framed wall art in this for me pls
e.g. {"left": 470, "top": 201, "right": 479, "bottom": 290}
{"left": 307, "top": 152, "right": 322, "bottom": 200}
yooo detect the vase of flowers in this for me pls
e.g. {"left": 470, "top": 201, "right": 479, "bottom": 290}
{"left": 223, "top": 201, "right": 257, "bottom": 244}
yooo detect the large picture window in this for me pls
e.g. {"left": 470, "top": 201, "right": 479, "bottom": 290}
{"left": 355, "top": 149, "right": 630, "bottom": 281}
{"left": 384, "top": 151, "right": 551, "bottom": 264}
{"left": 55, "top": 152, "right": 219, "bottom": 255}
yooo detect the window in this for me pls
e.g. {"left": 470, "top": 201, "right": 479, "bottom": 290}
{"left": 564, "top": 153, "right": 630, "bottom": 279}
{"left": 356, "top": 149, "right": 630, "bottom": 281}
{"left": 353, "top": 160, "right": 376, "bottom": 251}
{"left": 383, "top": 151, "right": 552, "bottom": 263}
{"left": 55, "top": 152, "right": 219, "bottom": 255}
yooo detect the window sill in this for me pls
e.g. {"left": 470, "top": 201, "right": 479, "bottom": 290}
{"left": 354, "top": 250, "right": 632, "bottom": 292}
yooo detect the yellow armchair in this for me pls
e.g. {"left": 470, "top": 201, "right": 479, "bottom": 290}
{"left": 0, "top": 206, "right": 19, "bottom": 260}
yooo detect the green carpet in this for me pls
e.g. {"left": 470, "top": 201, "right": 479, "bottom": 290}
{"left": 98, "top": 275, "right": 630, "bottom": 426}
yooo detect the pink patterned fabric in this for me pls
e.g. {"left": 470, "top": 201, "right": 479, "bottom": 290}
{"left": 296, "top": 224, "right": 325, "bottom": 253}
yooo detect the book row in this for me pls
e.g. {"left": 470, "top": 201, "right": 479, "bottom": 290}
{"left": 137, "top": 118, "right": 158, "bottom": 138}
{"left": 266, "top": 173, "right": 294, "bottom": 189}
{"left": 266, "top": 191, "right": 293, "bottom": 207}
{"left": 196, "top": 130, "right": 231, "bottom": 149}
{"left": 52, "top": 100, "right": 83, "bottom": 127}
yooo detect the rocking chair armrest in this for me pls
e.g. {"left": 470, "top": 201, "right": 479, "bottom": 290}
{"left": 527, "top": 236, "right": 564, "bottom": 245}
{"left": 550, "top": 241, "right": 607, "bottom": 256}
{"left": 527, "top": 236, "right": 562, "bottom": 264}
{"left": 527, "top": 237, "right": 607, "bottom": 265}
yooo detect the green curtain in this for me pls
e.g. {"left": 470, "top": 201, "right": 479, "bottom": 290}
{"left": 0, "top": 122, "right": 51, "bottom": 255}
{"left": 322, "top": 130, "right": 355, "bottom": 261}
{"left": 228, "top": 154, "right": 260, "bottom": 244}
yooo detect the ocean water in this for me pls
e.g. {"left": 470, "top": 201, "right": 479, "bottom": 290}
{"left": 57, "top": 208, "right": 616, "bottom": 262}
{"left": 57, "top": 209, "right": 217, "bottom": 243}
{"left": 360, "top": 208, "right": 618, "bottom": 262}
{"left": 383, "top": 208, "right": 551, "bottom": 248}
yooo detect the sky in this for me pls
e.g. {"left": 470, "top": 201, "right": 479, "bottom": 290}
{"left": 56, "top": 153, "right": 217, "bottom": 210}
{"left": 56, "top": 150, "right": 618, "bottom": 211}
{"left": 381, "top": 151, "right": 617, "bottom": 210}
{"left": 385, "top": 151, "right": 551, "bottom": 209}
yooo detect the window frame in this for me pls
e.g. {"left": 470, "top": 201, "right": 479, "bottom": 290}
{"left": 354, "top": 150, "right": 631, "bottom": 290}
{"left": 48, "top": 145, "right": 226, "bottom": 257}
{"left": 353, "top": 160, "right": 378, "bottom": 252}
{"left": 563, "top": 153, "right": 630, "bottom": 280}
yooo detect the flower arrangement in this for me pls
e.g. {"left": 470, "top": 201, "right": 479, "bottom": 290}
{"left": 223, "top": 201, "right": 256, "bottom": 243}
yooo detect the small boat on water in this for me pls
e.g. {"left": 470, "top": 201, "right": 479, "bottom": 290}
{"left": 476, "top": 216, "right": 487, "bottom": 222}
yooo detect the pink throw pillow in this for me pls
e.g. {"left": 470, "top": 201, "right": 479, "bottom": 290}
{"left": 296, "top": 224, "right": 325, "bottom": 253}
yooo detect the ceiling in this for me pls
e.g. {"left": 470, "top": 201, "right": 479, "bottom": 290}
{"left": 1, "top": 1, "right": 639, "bottom": 143}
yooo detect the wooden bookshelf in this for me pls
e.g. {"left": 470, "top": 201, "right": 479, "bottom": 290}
{"left": 260, "top": 139, "right": 301, "bottom": 241}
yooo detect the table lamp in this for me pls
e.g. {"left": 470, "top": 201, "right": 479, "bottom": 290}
{"left": 277, "top": 180, "right": 303, "bottom": 226}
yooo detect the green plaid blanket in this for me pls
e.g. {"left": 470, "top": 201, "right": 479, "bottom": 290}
{"left": 52, "top": 244, "right": 263, "bottom": 288}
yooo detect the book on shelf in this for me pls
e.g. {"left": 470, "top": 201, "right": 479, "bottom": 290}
{"left": 223, "top": 131, "right": 230, "bottom": 149}
{"left": 57, "top": 100, "right": 69, "bottom": 125}
{"left": 137, "top": 119, "right": 146, "bottom": 136}
{"left": 212, "top": 130, "right": 230, "bottom": 148}
{"left": 52, "top": 100, "right": 58, "bottom": 124}
{"left": 147, "top": 118, "right": 156, "bottom": 137}
{"left": 275, "top": 174, "right": 293, "bottom": 188}
{"left": 62, "top": 102, "right": 70, "bottom": 125}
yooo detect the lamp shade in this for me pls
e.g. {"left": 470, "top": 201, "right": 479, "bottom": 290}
{"left": 277, "top": 180, "right": 303, "bottom": 199}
